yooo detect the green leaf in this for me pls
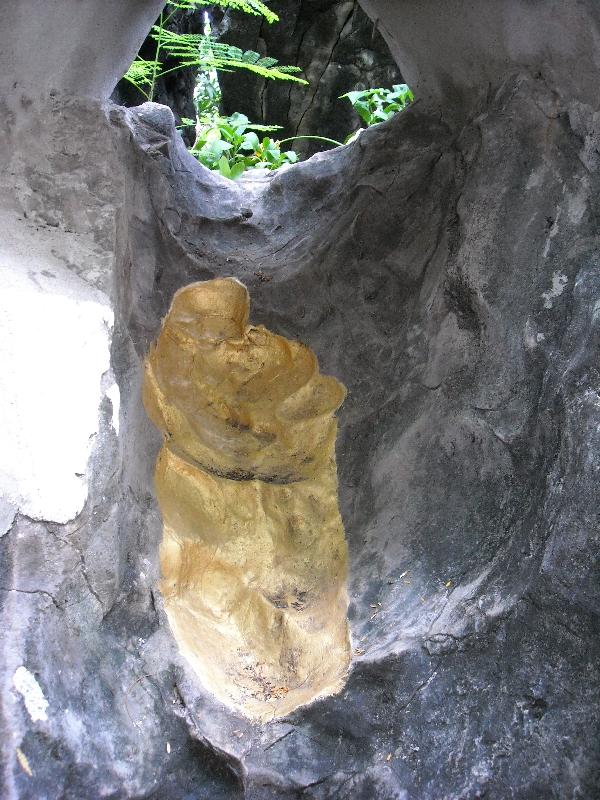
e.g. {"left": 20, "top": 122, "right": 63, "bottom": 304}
{"left": 354, "top": 102, "right": 372, "bottom": 125}
{"left": 263, "top": 145, "right": 280, "bottom": 163}
{"left": 344, "top": 129, "right": 362, "bottom": 144}
{"left": 240, "top": 132, "right": 260, "bottom": 151}
{"left": 229, "top": 161, "right": 247, "bottom": 180}
{"left": 205, "top": 140, "right": 233, "bottom": 160}
{"left": 228, "top": 112, "right": 250, "bottom": 127}
{"left": 242, "top": 50, "right": 261, "bottom": 64}
{"left": 219, "top": 123, "right": 237, "bottom": 140}
{"left": 218, "top": 155, "right": 231, "bottom": 177}
{"left": 340, "top": 90, "right": 366, "bottom": 104}
{"left": 122, "top": 58, "right": 160, "bottom": 97}
{"left": 168, "top": 0, "right": 278, "bottom": 23}
{"left": 340, "top": 83, "right": 414, "bottom": 128}
{"left": 192, "top": 150, "right": 213, "bottom": 168}
{"left": 246, "top": 122, "right": 283, "bottom": 132}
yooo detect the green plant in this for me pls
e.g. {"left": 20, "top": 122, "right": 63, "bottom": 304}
{"left": 185, "top": 114, "right": 350, "bottom": 179}
{"left": 195, "top": 74, "right": 221, "bottom": 117}
{"left": 340, "top": 84, "right": 414, "bottom": 132}
{"left": 124, "top": 4, "right": 415, "bottom": 181}
{"left": 278, "top": 135, "right": 344, "bottom": 148}
{"left": 124, "top": 0, "right": 306, "bottom": 102}
{"left": 187, "top": 113, "right": 299, "bottom": 179}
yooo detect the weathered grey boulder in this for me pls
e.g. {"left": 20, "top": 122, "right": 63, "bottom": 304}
{"left": 1, "top": 1, "right": 599, "bottom": 798}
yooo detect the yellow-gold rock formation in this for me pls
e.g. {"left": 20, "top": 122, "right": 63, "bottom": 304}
{"left": 143, "top": 277, "right": 350, "bottom": 720}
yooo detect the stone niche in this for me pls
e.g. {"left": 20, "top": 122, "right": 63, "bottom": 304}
{"left": 1, "top": 1, "right": 599, "bottom": 799}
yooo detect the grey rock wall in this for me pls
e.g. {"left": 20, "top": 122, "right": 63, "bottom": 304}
{"left": 0, "top": 0, "right": 165, "bottom": 101}
{"left": 1, "top": 1, "right": 599, "bottom": 799}
{"left": 360, "top": 0, "right": 600, "bottom": 122}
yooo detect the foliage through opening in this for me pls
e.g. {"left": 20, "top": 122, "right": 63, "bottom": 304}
{"left": 123, "top": 0, "right": 414, "bottom": 180}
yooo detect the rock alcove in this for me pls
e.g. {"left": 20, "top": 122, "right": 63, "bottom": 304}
{"left": 1, "top": 1, "right": 599, "bottom": 799}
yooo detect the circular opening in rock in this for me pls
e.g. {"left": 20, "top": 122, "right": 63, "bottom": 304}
{"left": 113, "top": 0, "right": 409, "bottom": 174}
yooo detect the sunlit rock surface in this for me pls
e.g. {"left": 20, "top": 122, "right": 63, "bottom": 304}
{"left": 1, "top": 1, "right": 600, "bottom": 798}
{"left": 144, "top": 278, "right": 349, "bottom": 720}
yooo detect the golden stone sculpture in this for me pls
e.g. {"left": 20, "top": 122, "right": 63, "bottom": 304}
{"left": 143, "top": 278, "right": 350, "bottom": 720}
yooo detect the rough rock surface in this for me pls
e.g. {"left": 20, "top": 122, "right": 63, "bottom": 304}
{"left": 1, "top": 1, "right": 600, "bottom": 799}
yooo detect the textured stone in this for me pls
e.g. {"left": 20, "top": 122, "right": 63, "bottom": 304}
{"left": 0, "top": 0, "right": 164, "bottom": 101}
{"left": 1, "top": 1, "right": 600, "bottom": 799}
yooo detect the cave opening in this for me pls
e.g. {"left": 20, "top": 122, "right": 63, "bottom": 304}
{"left": 113, "top": 0, "right": 406, "bottom": 170}
{"left": 112, "top": 0, "right": 408, "bottom": 719}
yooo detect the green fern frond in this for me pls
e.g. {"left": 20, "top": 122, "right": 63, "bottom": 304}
{"left": 256, "top": 56, "right": 278, "bottom": 68}
{"left": 241, "top": 50, "right": 260, "bottom": 65}
{"left": 152, "top": 30, "right": 307, "bottom": 83}
{"left": 166, "top": 0, "right": 278, "bottom": 24}
{"left": 200, "top": 39, "right": 304, "bottom": 79}
{"left": 213, "top": 57, "right": 305, "bottom": 82}
{"left": 123, "top": 58, "right": 161, "bottom": 96}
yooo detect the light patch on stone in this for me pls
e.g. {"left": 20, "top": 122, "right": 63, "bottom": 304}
{"left": 106, "top": 382, "right": 121, "bottom": 435}
{"left": 524, "top": 320, "right": 547, "bottom": 351}
{"left": 566, "top": 183, "right": 588, "bottom": 225}
{"left": 0, "top": 495, "right": 17, "bottom": 537}
{"left": 16, "top": 747, "right": 33, "bottom": 777}
{"left": 542, "top": 208, "right": 561, "bottom": 257}
{"left": 542, "top": 271, "right": 568, "bottom": 309}
{"left": 13, "top": 666, "right": 49, "bottom": 722}
{"left": 525, "top": 165, "right": 545, "bottom": 190}
{"left": 0, "top": 219, "right": 112, "bottom": 523}
{"left": 61, "top": 708, "right": 85, "bottom": 756}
